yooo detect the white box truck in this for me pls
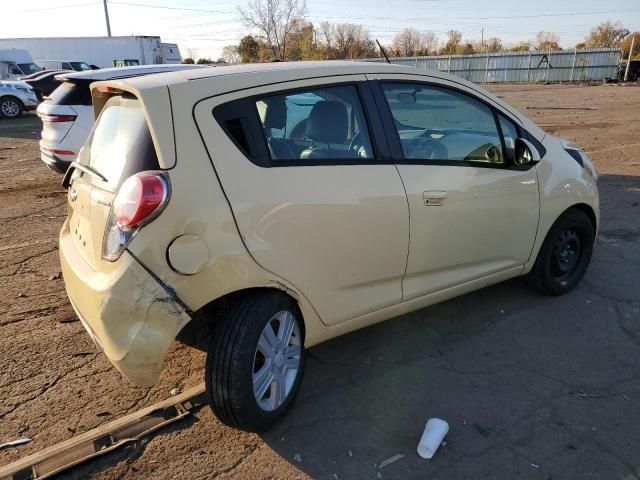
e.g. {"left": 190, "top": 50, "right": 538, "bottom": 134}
{"left": 0, "top": 49, "right": 42, "bottom": 80}
{"left": 0, "top": 37, "right": 182, "bottom": 69}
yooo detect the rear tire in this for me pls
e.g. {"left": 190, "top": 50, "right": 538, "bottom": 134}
{"left": 0, "top": 96, "right": 24, "bottom": 119}
{"left": 527, "top": 209, "right": 595, "bottom": 295}
{"left": 205, "top": 291, "right": 305, "bottom": 432}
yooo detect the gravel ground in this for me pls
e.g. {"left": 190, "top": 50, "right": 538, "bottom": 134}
{"left": 0, "top": 83, "right": 639, "bottom": 480}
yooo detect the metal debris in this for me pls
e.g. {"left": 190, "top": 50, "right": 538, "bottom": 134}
{"left": 378, "top": 454, "right": 405, "bottom": 469}
{"left": 293, "top": 453, "right": 302, "bottom": 462}
{"left": 0, "top": 438, "right": 32, "bottom": 450}
{"left": 170, "top": 387, "right": 181, "bottom": 396}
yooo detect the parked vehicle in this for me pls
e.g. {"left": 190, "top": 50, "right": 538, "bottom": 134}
{"left": 59, "top": 62, "right": 599, "bottom": 432}
{"left": 36, "top": 60, "right": 92, "bottom": 72}
{"left": 0, "top": 80, "right": 38, "bottom": 118}
{"left": 0, "top": 49, "right": 42, "bottom": 80}
{"left": 23, "top": 69, "right": 70, "bottom": 100}
{"left": 37, "top": 64, "right": 205, "bottom": 172}
{"left": 0, "top": 37, "right": 181, "bottom": 69}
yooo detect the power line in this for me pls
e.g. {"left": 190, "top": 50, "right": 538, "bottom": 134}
{"left": 12, "top": 1, "right": 100, "bottom": 13}
{"left": 108, "top": 0, "right": 233, "bottom": 14}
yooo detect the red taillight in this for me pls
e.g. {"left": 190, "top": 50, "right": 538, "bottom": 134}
{"left": 95, "top": 85, "right": 121, "bottom": 94}
{"left": 113, "top": 173, "right": 168, "bottom": 229}
{"left": 38, "top": 113, "right": 77, "bottom": 123}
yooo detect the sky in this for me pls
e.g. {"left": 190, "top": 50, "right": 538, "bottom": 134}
{"left": 3, "top": 0, "right": 640, "bottom": 60}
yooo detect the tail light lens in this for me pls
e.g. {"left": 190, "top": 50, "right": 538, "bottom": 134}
{"left": 102, "top": 172, "right": 170, "bottom": 261}
{"left": 38, "top": 113, "right": 77, "bottom": 123}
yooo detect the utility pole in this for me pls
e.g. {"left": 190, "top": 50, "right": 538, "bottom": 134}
{"left": 103, "top": 0, "right": 112, "bottom": 37}
{"left": 624, "top": 36, "right": 636, "bottom": 82}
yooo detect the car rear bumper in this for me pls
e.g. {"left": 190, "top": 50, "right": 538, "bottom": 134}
{"left": 59, "top": 219, "right": 192, "bottom": 387}
{"left": 40, "top": 149, "right": 71, "bottom": 173}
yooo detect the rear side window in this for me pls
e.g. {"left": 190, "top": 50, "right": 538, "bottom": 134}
{"left": 47, "top": 80, "right": 92, "bottom": 105}
{"left": 254, "top": 85, "right": 374, "bottom": 162}
{"left": 78, "top": 95, "right": 159, "bottom": 191}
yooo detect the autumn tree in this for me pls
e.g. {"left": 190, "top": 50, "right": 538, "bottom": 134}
{"left": 485, "top": 37, "right": 503, "bottom": 53}
{"left": 391, "top": 28, "right": 426, "bottom": 56}
{"left": 239, "top": 0, "right": 307, "bottom": 60}
{"left": 536, "top": 31, "right": 561, "bottom": 51}
{"left": 584, "top": 21, "right": 629, "bottom": 48}
{"left": 182, "top": 57, "right": 195, "bottom": 64}
{"left": 442, "top": 30, "right": 462, "bottom": 55}
{"left": 509, "top": 42, "right": 531, "bottom": 52}
{"left": 620, "top": 32, "right": 640, "bottom": 59}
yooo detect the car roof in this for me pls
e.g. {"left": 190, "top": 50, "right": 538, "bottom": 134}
{"left": 57, "top": 64, "right": 206, "bottom": 82}
{"left": 100, "top": 60, "right": 461, "bottom": 90}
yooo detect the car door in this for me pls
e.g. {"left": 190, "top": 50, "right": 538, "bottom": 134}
{"left": 367, "top": 74, "right": 540, "bottom": 301}
{"left": 194, "top": 76, "right": 409, "bottom": 326}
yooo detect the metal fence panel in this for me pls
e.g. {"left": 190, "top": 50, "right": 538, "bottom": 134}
{"left": 360, "top": 48, "right": 621, "bottom": 83}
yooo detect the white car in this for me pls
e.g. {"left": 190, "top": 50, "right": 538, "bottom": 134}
{"left": 37, "top": 64, "right": 206, "bottom": 173}
{"left": 0, "top": 80, "right": 38, "bottom": 119}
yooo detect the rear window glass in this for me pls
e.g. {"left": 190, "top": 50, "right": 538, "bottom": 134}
{"left": 78, "top": 95, "right": 159, "bottom": 190}
{"left": 47, "top": 80, "right": 92, "bottom": 105}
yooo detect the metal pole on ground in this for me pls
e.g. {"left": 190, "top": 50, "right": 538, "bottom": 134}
{"left": 103, "top": 0, "right": 112, "bottom": 37}
{"left": 526, "top": 51, "right": 531, "bottom": 82}
{"left": 624, "top": 36, "right": 636, "bottom": 82}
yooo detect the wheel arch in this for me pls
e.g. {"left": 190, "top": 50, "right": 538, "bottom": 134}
{"left": 176, "top": 286, "right": 307, "bottom": 351}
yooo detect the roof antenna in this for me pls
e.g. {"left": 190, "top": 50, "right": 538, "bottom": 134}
{"left": 376, "top": 39, "right": 391, "bottom": 64}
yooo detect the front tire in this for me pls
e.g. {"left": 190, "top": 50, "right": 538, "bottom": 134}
{"left": 0, "top": 96, "right": 24, "bottom": 119}
{"left": 527, "top": 209, "right": 595, "bottom": 295}
{"left": 205, "top": 291, "right": 305, "bottom": 432}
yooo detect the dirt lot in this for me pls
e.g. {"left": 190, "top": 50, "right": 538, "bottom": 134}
{"left": 1, "top": 83, "right": 639, "bottom": 480}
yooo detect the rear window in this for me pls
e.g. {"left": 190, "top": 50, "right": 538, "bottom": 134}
{"left": 78, "top": 95, "right": 159, "bottom": 191}
{"left": 47, "top": 80, "right": 92, "bottom": 105}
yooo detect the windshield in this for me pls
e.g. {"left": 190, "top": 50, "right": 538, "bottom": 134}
{"left": 70, "top": 62, "right": 91, "bottom": 71}
{"left": 18, "top": 63, "right": 42, "bottom": 75}
{"left": 78, "top": 95, "right": 159, "bottom": 191}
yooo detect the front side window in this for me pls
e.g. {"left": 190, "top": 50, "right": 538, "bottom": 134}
{"left": 382, "top": 83, "right": 504, "bottom": 164}
{"left": 255, "top": 85, "right": 374, "bottom": 162}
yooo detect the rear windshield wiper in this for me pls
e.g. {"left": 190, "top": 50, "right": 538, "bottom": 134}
{"left": 62, "top": 161, "right": 108, "bottom": 188}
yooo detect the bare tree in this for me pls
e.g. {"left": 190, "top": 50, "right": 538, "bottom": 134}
{"left": 239, "top": 0, "right": 307, "bottom": 60}
{"left": 221, "top": 45, "right": 241, "bottom": 64}
{"left": 392, "top": 28, "right": 425, "bottom": 56}
{"left": 423, "top": 32, "right": 439, "bottom": 55}
{"left": 185, "top": 47, "right": 199, "bottom": 61}
{"left": 441, "top": 30, "right": 462, "bottom": 55}
{"left": 584, "top": 21, "right": 629, "bottom": 48}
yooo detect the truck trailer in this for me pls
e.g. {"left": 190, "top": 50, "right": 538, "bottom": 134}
{"left": 0, "top": 36, "right": 182, "bottom": 69}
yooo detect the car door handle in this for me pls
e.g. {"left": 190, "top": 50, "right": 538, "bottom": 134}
{"left": 422, "top": 191, "right": 447, "bottom": 206}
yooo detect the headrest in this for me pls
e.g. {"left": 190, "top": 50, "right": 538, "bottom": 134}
{"left": 262, "top": 96, "right": 287, "bottom": 130}
{"left": 305, "top": 101, "right": 348, "bottom": 143}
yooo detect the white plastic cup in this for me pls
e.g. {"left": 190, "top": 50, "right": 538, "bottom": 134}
{"left": 417, "top": 418, "right": 449, "bottom": 459}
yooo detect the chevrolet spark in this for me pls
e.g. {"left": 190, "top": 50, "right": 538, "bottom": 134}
{"left": 60, "top": 62, "right": 598, "bottom": 432}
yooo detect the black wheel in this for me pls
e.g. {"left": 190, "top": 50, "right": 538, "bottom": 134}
{"left": 205, "top": 291, "right": 305, "bottom": 432}
{"left": 527, "top": 209, "right": 595, "bottom": 296}
{"left": 0, "top": 96, "right": 24, "bottom": 119}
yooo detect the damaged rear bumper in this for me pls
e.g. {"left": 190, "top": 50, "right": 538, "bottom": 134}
{"left": 59, "top": 224, "right": 191, "bottom": 387}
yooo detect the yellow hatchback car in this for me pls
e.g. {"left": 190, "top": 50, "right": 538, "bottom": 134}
{"left": 60, "top": 62, "right": 598, "bottom": 432}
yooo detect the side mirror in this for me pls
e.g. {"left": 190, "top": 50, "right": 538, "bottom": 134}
{"left": 514, "top": 138, "right": 541, "bottom": 166}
